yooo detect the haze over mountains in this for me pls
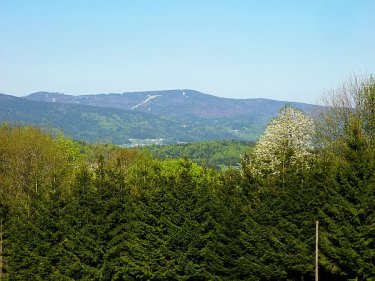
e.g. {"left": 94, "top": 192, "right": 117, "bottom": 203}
{"left": 1, "top": 90, "right": 318, "bottom": 145}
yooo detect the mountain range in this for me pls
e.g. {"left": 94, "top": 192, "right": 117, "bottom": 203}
{"left": 0, "top": 90, "right": 318, "bottom": 145}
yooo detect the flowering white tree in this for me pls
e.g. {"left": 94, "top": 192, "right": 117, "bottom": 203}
{"left": 244, "top": 105, "right": 315, "bottom": 183}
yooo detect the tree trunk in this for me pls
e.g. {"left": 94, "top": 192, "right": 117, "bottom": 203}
{"left": 315, "top": 220, "right": 319, "bottom": 281}
{"left": 0, "top": 218, "right": 4, "bottom": 280}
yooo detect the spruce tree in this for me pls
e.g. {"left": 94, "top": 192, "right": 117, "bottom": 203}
{"left": 319, "top": 116, "right": 375, "bottom": 280}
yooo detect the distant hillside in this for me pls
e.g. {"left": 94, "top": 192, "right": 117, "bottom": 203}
{"left": 25, "top": 90, "right": 317, "bottom": 119}
{"left": 0, "top": 90, "right": 319, "bottom": 144}
{"left": 0, "top": 94, "right": 257, "bottom": 144}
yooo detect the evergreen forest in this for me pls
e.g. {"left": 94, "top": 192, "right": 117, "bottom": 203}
{"left": 0, "top": 78, "right": 374, "bottom": 280}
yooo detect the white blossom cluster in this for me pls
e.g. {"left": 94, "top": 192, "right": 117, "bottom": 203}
{"left": 246, "top": 106, "right": 315, "bottom": 179}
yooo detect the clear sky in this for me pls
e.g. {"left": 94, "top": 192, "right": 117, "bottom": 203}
{"left": 1, "top": 0, "right": 374, "bottom": 104}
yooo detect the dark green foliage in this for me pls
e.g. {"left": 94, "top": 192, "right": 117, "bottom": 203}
{"left": 2, "top": 123, "right": 374, "bottom": 280}
{"left": 117, "top": 159, "right": 213, "bottom": 280}
{"left": 318, "top": 116, "right": 375, "bottom": 280}
{"left": 6, "top": 191, "right": 69, "bottom": 280}
{"left": 202, "top": 169, "right": 245, "bottom": 280}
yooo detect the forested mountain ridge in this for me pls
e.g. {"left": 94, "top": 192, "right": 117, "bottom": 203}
{"left": 0, "top": 93, "right": 256, "bottom": 144}
{"left": 0, "top": 93, "right": 182, "bottom": 144}
{"left": 0, "top": 91, "right": 318, "bottom": 144}
{"left": 25, "top": 89, "right": 317, "bottom": 119}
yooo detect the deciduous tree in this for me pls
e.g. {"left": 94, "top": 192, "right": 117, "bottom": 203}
{"left": 242, "top": 105, "right": 315, "bottom": 185}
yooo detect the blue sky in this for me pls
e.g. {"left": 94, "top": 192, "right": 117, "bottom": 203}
{"left": 1, "top": 0, "right": 374, "bottom": 104}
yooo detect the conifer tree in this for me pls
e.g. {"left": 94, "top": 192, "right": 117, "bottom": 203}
{"left": 58, "top": 168, "right": 104, "bottom": 279}
{"left": 318, "top": 115, "right": 375, "bottom": 280}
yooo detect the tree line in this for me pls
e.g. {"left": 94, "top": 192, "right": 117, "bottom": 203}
{"left": 0, "top": 75, "right": 374, "bottom": 280}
